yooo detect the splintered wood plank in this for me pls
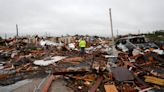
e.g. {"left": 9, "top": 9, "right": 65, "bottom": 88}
{"left": 104, "top": 85, "right": 118, "bottom": 92}
{"left": 88, "top": 76, "right": 103, "bottom": 92}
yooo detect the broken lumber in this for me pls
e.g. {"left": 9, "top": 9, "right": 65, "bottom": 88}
{"left": 104, "top": 85, "right": 118, "bottom": 92}
{"left": 53, "top": 70, "right": 88, "bottom": 75}
{"left": 40, "top": 75, "right": 55, "bottom": 92}
{"left": 88, "top": 76, "right": 103, "bottom": 92}
{"left": 144, "top": 76, "right": 164, "bottom": 86}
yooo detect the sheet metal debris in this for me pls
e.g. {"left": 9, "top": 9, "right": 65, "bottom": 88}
{"left": 112, "top": 67, "right": 134, "bottom": 81}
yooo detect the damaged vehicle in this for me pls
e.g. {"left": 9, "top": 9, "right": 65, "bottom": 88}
{"left": 115, "top": 35, "right": 159, "bottom": 50}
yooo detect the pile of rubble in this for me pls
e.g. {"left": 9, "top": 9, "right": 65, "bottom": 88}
{"left": 0, "top": 35, "right": 163, "bottom": 92}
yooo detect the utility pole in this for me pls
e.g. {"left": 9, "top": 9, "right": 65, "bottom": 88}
{"left": 117, "top": 29, "right": 118, "bottom": 37}
{"left": 5, "top": 33, "right": 7, "bottom": 39}
{"left": 109, "top": 8, "right": 115, "bottom": 54}
{"left": 16, "top": 24, "right": 19, "bottom": 37}
{"left": 138, "top": 29, "right": 140, "bottom": 34}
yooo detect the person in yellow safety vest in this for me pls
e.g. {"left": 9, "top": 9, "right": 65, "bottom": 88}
{"left": 79, "top": 37, "right": 86, "bottom": 55}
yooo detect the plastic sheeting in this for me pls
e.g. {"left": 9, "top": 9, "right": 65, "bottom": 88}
{"left": 144, "top": 49, "right": 164, "bottom": 55}
{"left": 117, "top": 43, "right": 128, "bottom": 52}
{"left": 152, "top": 49, "right": 164, "bottom": 55}
{"left": 68, "top": 43, "right": 75, "bottom": 49}
{"left": 40, "top": 40, "right": 63, "bottom": 46}
{"left": 33, "top": 56, "right": 66, "bottom": 66}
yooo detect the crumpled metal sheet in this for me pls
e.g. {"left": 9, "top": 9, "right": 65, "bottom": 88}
{"left": 0, "top": 70, "right": 16, "bottom": 75}
{"left": 112, "top": 67, "right": 134, "bottom": 81}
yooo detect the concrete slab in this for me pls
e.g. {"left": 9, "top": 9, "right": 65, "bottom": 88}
{"left": 49, "top": 79, "right": 74, "bottom": 92}
{"left": 0, "top": 79, "right": 32, "bottom": 92}
{"left": 11, "top": 78, "right": 43, "bottom": 92}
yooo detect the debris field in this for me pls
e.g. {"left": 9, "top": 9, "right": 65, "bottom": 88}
{"left": 0, "top": 35, "right": 164, "bottom": 92}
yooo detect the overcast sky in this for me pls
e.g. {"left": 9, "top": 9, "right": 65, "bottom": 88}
{"left": 0, "top": 0, "right": 164, "bottom": 38}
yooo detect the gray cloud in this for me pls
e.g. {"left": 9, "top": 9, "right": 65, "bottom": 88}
{"left": 0, "top": 0, "right": 164, "bottom": 38}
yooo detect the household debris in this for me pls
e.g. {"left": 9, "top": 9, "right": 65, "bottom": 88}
{"left": 0, "top": 34, "right": 163, "bottom": 92}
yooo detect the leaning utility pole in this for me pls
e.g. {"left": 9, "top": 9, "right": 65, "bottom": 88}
{"left": 109, "top": 8, "right": 115, "bottom": 53}
{"left": 16, "top": 24, "right": 19, "bottom": 37}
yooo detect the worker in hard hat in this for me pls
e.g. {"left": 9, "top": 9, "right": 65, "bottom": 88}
{"left": 79, "top": 37, "right": 86, "bottom": 55}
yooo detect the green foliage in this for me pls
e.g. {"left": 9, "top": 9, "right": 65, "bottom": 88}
{"left": 145, "top": 30, "right": 164, "bottom": 41}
